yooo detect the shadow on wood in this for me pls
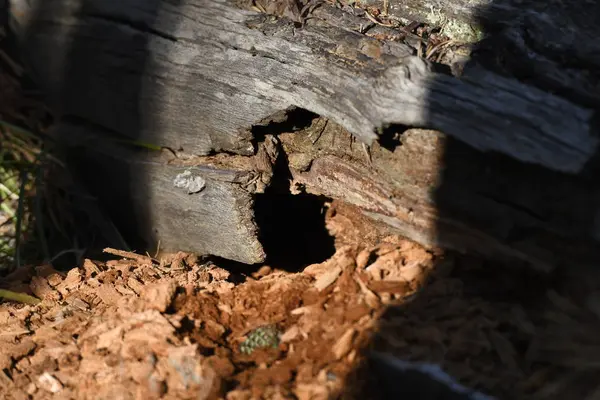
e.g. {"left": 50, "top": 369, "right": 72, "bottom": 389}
{"left": 346, "top": 0, "right": 600, "bottom": 399}
{"left": 9, "top": 0, "right": 600, "bottom": 397}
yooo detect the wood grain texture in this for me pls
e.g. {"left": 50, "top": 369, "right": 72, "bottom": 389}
{"left": 53, "top": 122, "right": 266, "bottom": 264}
{"left": 281, "top": 120, "right": 600, "bottom": 271}
{"left": 357, "top": 0, "right": 600, "bottom": 108}
{"left": 52, "top": 113, "right": 600, "bottom": 271}
{"left": 10, "top": 0, "right": 600, "bottom": 269}
{"left": 13, "top": 0, "right": 597, "bottom": 172}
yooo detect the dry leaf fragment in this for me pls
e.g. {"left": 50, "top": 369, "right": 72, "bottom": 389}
{"left": 368, "top": 280, "right": 410, "bottom": 294}
{"left": 356, "top": 249, "right": 373, "bottom": 269}
{"left": 66, "top": 296, "right": 90, "bottom": 311}
{"left": 56, "top": 268, "right": 83, "bottom": 295}
{"left": 291, "top": 305, "right": 315, "bottom": 315}
{"left": 294, "top": 383, "right": 330, "bottom": 400}
{"left": 206, "top": 266, "right": 229, "bottom": 281}
{"left": 83, "top": 259, "right": 102, "bottom": 277}
{"left": 226, "top": 389, "right": 253, "bottom": 400}
{"left": 30, "top": 276, "right": 59, "bottom": 301}
{"left": 303, "top": 261, "right": 331, "bottom": 277}
{"left": 354, "top": 275, "right": 380, "bottom": 309}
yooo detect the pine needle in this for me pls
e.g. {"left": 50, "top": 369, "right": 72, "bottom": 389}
{"left": 0, "top": 289, "right": 40, "bottom": 305}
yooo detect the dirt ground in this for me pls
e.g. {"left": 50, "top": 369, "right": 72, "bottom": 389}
{"left": 1, "top": 202, "right": 600, "bottom": 400}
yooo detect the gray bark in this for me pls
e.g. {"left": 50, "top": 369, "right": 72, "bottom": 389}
{"left": 11, "top": 0, "right": 598, "bottom": 173}
{"left": 10, "top": 0, "right": 600, "bottom": 269}
{"left": 279, "top": 120, "right": 600, "bottom": 272}
{"left": 357, "top": 0, "right": 600, "bottom": 107}
{"left": 52, "top": 122, "right": 269, "bottom": 264}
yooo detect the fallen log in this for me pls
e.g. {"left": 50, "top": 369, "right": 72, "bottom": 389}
{"left": 11, "top": 0, "right": 597, "bottom": 172}
{"left": 10, "top": 0, "right": 600, "bottom": 270}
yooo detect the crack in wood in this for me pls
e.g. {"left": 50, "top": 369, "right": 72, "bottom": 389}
{"left": 87, "top": 13, "right": 179, "bottom": 42}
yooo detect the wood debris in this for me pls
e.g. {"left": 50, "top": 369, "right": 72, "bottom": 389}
{"left": 1, "top": 206, "right": 599, "bottom": 399}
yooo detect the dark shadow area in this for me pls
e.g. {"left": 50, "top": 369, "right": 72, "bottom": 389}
{"left": 346, "top": 256, "right": 559, "bottom": 399}
{"left": 254, "top": 150, "right": 335, "bottom": 272}
{"left": 214, "top": 110, "right": 336, "bottom": 275}
{"left": 253, "top": 108, "right": 335, "bottom": 271}
{"left": 250, "top": 107, "right": 319, "bottom": 145}
{"left": 13, "top": 0, "right": 181, "bottom": 268}
{"left": 348, "top": 0, "right": 600, "bottom": 399}
{"left": 376, "top": 123, "right": 409, "bottom": 152}
{"left": 254, "top": 191, "right": 334, "bottom": 271}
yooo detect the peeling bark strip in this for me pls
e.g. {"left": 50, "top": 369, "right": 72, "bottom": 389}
{"left": 14, "top": 0, "right": 597, "bottom": 172}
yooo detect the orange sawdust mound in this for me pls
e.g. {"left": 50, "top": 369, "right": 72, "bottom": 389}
{"left": 1, "top": 237, "right": 600, "bottom": 399}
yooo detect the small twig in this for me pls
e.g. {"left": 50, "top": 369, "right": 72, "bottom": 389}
{"left": 400, "top": 20, "right": 421, "bottom": 35}
{"left": 362, "top": 142, "right": 373, "bottom": 166}
{"left": 426, "top": 40, "right": 454, "bottom": 61}
{"left": 0, "top": 289, "right": 41, "bottom": 305}
{"left": 300, "top": 0, "right": 321, "bottom": 21}
{"left": 310, "top": 118, "right": 329, "bottom": 144}
{"left": 13, "top": 168, "right": 28, "bottom": 270}
{"left": 153, "top": 239, "right": 161, "bottom": 258}
{"left": 364, "top": 10, "right": 395, "bottom": 27}
{"left": 103, "top": 248, "right": 154, "bottom": 264}
{"left": 49, "top": 248, "right": 85, "bottom": 264}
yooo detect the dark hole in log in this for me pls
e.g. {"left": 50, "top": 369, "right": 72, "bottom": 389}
{"left": 377, "top": 123, "right": 409, "bottom": 151}
{"left": 253, "top": 153, "right": 335, "bottom": 272}
{"left": 250, "top": 107, "right": 319, "bottom": 147}
{"left": 252, "top": 108, "right": 335, "bottom": 272}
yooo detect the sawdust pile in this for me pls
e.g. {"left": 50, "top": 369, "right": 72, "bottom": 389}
{"left": 1, "top": 233, "right": 600, "bottom": 399}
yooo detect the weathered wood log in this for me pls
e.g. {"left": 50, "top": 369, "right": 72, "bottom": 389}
{"left": 51, "top": 122, "right": 271, "bottom": 264}
{"left": 54, "top": 112, "right": 600, "bottom": 271}
{"left": 11, "top": 0, "right": 597, "bottom": 173}
{"left": 356, "top": 0, "right": 600, "bottom": 108}
{"left": 9, "top": 0, "right": 600, "bottom": 270}
{"left": 278, "top": 118, "right": 600, "bottom": 272}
